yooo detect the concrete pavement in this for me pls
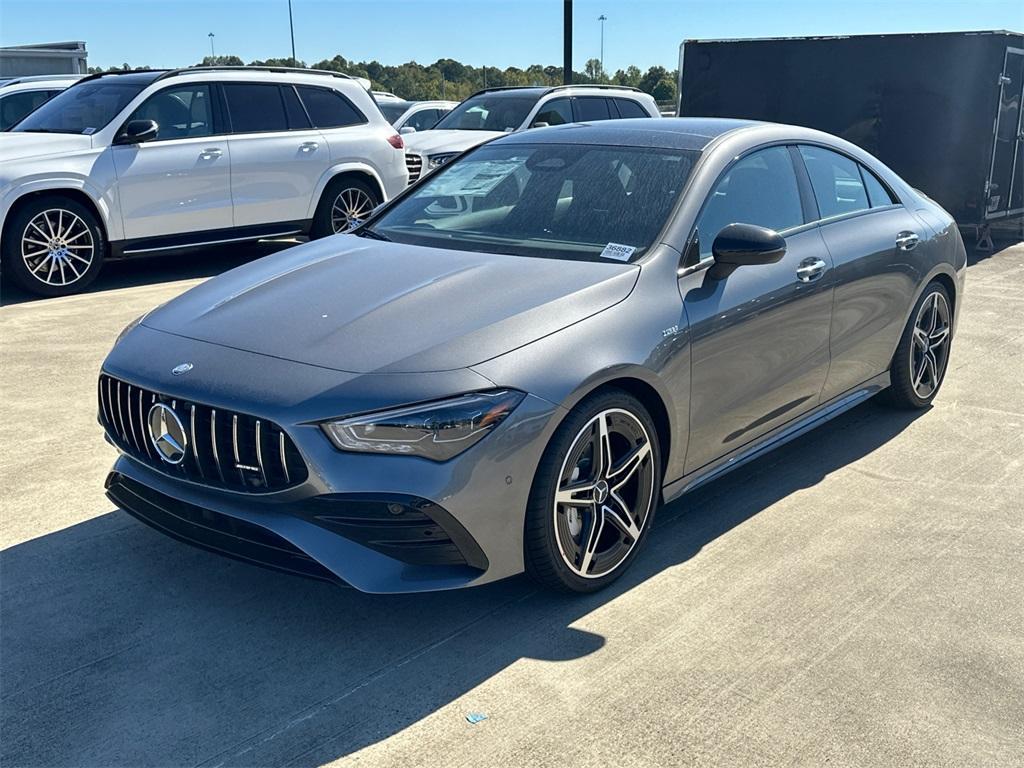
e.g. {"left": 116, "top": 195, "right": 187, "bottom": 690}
{"left": 1, "top": 242, "right": 1022, "bottom": 767}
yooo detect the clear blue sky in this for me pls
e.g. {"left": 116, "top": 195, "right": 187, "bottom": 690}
{"left": 2, "top": 0, "right": 1021, "bottom": 73}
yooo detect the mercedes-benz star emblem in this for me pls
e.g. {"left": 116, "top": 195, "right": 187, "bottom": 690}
{"left": 171, "top": 362, "right": 193, "bottom": 376}
{"left": 148, "top": 403, "right": 188, "bottom": 465}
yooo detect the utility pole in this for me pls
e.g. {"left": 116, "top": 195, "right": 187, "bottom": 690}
{"left": 598, "top": 14, "right": 607, "bottom": 76}
{"left": 563, "top": 0, "right": 572, "bottom": 84}
{"left": 208, "top": 32, "right": 215, "bottom": 59}
{"left": 287, "top": 0, "right": 296, "bottom": 64}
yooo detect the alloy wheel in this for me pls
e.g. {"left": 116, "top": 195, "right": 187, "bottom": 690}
{"left": 20, "top": 208, "right": 95, "bottom": 288}
{"left": 330, "top": 187, "right": 375, "bottom": 233}
{"left": 553, "top": 408, "right": 656, "bottom": 579}
{"left": 910, "top": 291, "right": 951, "bottom": 399}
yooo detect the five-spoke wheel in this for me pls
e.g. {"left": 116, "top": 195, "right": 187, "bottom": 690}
{"left": 885, "top": 280, "right": 954, "bottom": 409}
{"left": 526, "top": 390, "right": 661, "bottom": 592}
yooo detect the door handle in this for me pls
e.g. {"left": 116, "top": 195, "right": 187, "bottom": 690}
{"left": 896, "top": 231, "right": 919, "bottom": 251}
{"left": 299, "top": 141, "right": 319, "bottom": 152}
{"left": 199, "top": 148, "right": 222, "bottom": 160}
{"left": 796, "top": 257, "right": 827, "bottom": 283}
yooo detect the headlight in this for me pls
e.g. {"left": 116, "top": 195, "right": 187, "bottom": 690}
{"left": 427, "top": 152, "right": 458, "bottom": 170}
{"left": 321, "top": 389, "right": 525, "bottom": 461}
{"left": 115, "top": 313, "right": 145, "bottom": 345}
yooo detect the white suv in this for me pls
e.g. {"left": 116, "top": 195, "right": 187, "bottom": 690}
{"left": 0, "top": 75, "right": 82, "bottom": 130}
{"left": 0, "top": 67, "right": 408, "bottom": 296}
{"left": 403, "top": 85, "right": 659, "bottom": 183}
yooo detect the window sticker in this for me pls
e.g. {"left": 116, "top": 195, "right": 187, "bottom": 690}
{"left": 600, "top": 243, "right": 636, "bottom": 262}
{"left": 422, "top": 160, "right": 520, "bottom": 197}
{"left": 82, "top": 127, "right": 96, "bottom": 135}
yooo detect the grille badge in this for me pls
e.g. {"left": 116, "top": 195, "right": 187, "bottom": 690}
{"left": 148, "top": 403, "right": 188, "bottom": 465}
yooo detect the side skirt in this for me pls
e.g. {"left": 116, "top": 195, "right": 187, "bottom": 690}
{"left": 663, "top": 370, "right": 891, "bottom": 505}
{"left": 108, "top": 220, "right": 312, "bottom": 260}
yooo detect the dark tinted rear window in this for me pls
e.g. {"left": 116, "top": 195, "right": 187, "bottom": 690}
{"left": 575, "top": 97, "right": 611, "bottom": 121}
{"left": 614, "top": 98, "right": 648, "bottom": 118}
{"left": 296, "top": 85, "right": 365, "bottom": 128}
{"left": 223, "top": 83, "right": 287, "bottom": 133}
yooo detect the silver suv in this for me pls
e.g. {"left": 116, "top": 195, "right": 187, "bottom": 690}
{"left": 0, "top": 66, "right": 408, "bottom": 296}
{"left": 403, "top": 85, "right": 659, "bottom": 183}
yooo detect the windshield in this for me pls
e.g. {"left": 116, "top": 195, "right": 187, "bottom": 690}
{"left": 432, "top": 95, "right": 537, "bottom": 132}
{"left": 369, "top": 143, "right": 700, "bottom": 262}
{"left": 378, "top": 101, "right": 411, "bottom": 124}
{"left": 12, "top": 79, "right": 145, "bottom": 134}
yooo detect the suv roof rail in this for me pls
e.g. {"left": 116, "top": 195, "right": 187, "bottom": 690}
{"left": 1, "top": 73, "right": 83, "bottom": 86}
{"left": 468, "top": 83, "right": 644, "bottom": 98}
{"left": 153, "top": 65, "right": 361, "bottom": 82}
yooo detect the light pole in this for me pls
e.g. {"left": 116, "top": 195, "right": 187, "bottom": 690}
{"left": 287, "top": 0, "right": 296, "bottom": 65}
{"left": 208, "top": 32, "right": 215, "bottom": 59}
{"left": 598, "top": 14, "right": 607, "bottom": 76}
{"left": 563, "top": 0, "right": 572, "bottom": 85}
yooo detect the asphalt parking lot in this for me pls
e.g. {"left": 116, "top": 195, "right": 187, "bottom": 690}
{"left": 1, "top": 240, "right": 1022, "bottom": 767}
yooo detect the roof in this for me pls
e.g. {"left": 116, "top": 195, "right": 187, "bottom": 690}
{"left": 684, "top": 29, "right": 1023, "bottom": 44}
{"left": 497, "top": 117, "right": 758, "bottom": 150}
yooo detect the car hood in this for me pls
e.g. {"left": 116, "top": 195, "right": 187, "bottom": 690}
{"left": 0, "top": 132, "right": 93, "bottom": 162}
{"left": 403, "top": 129, "right": 506, "bottom": 156}
{"left": 142, "top": 235, "right": 640, "bottom": 374}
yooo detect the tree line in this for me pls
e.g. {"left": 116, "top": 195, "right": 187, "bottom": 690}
{"left": 88, "top": 54, "right": 678, "bottom": 104}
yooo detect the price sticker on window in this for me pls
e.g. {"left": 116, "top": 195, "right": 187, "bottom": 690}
{"left": 600, "top": 243, "right": 636, "bottom": 262}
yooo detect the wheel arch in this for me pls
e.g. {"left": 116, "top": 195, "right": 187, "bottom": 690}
{"left": 890, "top": 263, "right": 960, "bottom": 361}
{"left": 308, "top": 163, "right": 386, "bottom": 220}
{"left": 555, "top": 370, "right": 676, "bottom": 477}
{"left": 2, "top": 186, "right": 110, "bottom": 249}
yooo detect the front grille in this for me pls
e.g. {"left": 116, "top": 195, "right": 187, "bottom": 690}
{"left": 405, "top": 153, "right": 422, "bottom": 184}
{"left": 98, "top": 374, "right": 307, "bottom": 493}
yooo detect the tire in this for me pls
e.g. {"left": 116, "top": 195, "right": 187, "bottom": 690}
{"left": 2, "top": 195, "right": 105, "bottom": 297}
{"left": 311, "top": 176, "right": 380, "bottom": 238}
{"left": 882, "top": 280, "right": 953, "bottom": 409}
{"left": 525, "top": 389, "right": 662, "bottom": 593}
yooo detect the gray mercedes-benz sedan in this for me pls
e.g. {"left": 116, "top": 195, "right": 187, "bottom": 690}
{"left": 99, "top": 118, "right": 966, "bottom": 594}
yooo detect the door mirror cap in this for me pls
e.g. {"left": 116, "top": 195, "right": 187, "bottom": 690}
{"left": 115, "top": 119, "right": 158, "bottom": 145}
{"left": 709, "top": 223, "right": 786, "bottom": 279}
{"left": 399, "top": 125, "right": 417, "bottom": 135}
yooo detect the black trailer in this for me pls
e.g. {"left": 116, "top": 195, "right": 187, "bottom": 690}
{"left": 677, "top": 30, "right": 1024, "bottom": 245}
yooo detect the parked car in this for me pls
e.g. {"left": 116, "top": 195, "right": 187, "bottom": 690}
{"left": 403, "top": 84, "right": 659, "bottom": 183}
{"left": 0, "top": 66, "right": 407, "bottom": 296}
{"left": 99, "top": 118, "right": 966, "bottom": 595}
{"left": 0, "top": 74, "right": 81, "bottom": 130}
{"left": 377, "top": 99, "right": 458, "bottom": 133}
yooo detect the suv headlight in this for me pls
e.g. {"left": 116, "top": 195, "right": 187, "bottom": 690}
{"left": 427, "top": 152, "right": 458, "bottom": 170}
{"left": 321, "top": 390, "right": 525, "bottom": 461}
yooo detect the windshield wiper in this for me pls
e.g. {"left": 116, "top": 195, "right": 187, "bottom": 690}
{"left": 356, "top": 227, "right": 391, "bottom": 242}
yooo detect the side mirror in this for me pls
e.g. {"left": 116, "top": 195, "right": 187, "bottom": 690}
{"left": 114, "top": 119, "right": 158, "bottom": 145}
{"left": 530, "top": 121, "right": 550, "bottom": 129}
{"left": 399, "top": 125, "right": 417, "bottom": 135}
{"left": 709, "top": 223, "right": 786, "bottom": 279}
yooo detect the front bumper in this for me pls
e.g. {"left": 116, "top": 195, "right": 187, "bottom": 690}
{"left": 101, "top": 326, "right": 562, "bottom": 594}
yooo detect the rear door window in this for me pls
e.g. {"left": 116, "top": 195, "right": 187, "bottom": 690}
{"left": 799, "top": 145, "right": 871, "bottom": 219}
{"left": 860, "top": 165, "right": 897, "bottom": 207}
{"left": 574, "top": 97, "right": 612, "bottom": 122}
{"left": 281, "top": 85, "right": 311, "bottom": 129}
{"left": 295, "top": 85, "right": 366, "bottom": 128}
{"left": 223, "top": 83, "right": 287, "bottom": 133}
{"left": 613, "top": 98, "right": 648, "bottom": 118}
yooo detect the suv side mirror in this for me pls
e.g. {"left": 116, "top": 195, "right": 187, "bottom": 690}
{"left": 115, "top": 119, "right": 158, "bottom": 145}
{"left": 399, "top": 125, "right": 417, "bottom": 135}
{"left": 709, "top": 223, "right": 786, "bottom": 279}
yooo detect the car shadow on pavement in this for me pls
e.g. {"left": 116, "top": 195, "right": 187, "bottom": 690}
{"left": 0, "top": 399, "right": 923, "bottom": 767}
{"left": 0, "top": 240, "right": 299, "bottom": 307}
